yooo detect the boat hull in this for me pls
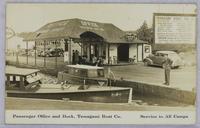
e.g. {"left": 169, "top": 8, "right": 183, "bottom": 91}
{"left": 7, "top": 86, "right": 132, "bottom": 103}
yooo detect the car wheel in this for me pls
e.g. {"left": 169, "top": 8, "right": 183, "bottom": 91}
{"left": 144, "top": 61, "right": 149, "bottom": 66}
{"left": 162, "top": 63, "right": 165, "bottom": 68}
{"left": 172, "top": 66, "right": 179, "bottom": 69}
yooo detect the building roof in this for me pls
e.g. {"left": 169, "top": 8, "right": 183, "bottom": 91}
{"left": 23, "top": 18, "right": 148, "bottom": 44}
{"left": 6, "top": 66, "right": 40, "bottom": 76}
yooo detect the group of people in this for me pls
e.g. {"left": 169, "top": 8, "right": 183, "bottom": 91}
{"left": 72, "top": 50, "right": 104, "bottom": 66}
{"left": 91, "top": 55, "right": 104, "bottom": 66}
{"left": 72, "top": 50, "right": 80, "bottom": 65}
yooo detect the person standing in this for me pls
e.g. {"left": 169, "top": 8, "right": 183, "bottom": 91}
{"left": 163, "top": 55, "right": 173, "bottom": 85}
{"left": 72, "top": 50, "right": 75, "bottom": 64}
{"left": 92, "top": 55, "right": 97, "bottom": 65}
{"left": 107, "top": 67, "right": 116, "bottom": 86}
{"left": 74, "top": 50, "right": 79, "bottom": 64}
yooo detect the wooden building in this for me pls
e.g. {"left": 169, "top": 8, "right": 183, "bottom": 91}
{"left": 23, "top": 18, "right": 151, "bottom": 65}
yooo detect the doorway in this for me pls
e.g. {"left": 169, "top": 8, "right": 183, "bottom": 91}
{"left": 117, "top": 44, "right": 129, "bottom": 62}
{"left": 90, "top": 44, "right": 99, "bottom": 58}
{"left": 80, "top": 31, "right": 104, "bottom": 61}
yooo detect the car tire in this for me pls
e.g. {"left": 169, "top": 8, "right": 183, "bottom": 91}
{"left": 144, "top": 61, "right": 149, "bottom": 66}
{"left": 172, "top": 66, "right": 179, "bottom": 69}
{"left": 162, "top": 63, "right": 165, "bottom": 69}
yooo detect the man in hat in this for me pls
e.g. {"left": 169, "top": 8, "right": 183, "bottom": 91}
{"left": 163, "top": 55, "right": 173, "bottom": 86}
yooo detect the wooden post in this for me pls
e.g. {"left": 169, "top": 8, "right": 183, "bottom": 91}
{"left": 16, "top": 51, "right": 19, "bottom": 66}
{"left": 87, "top": 43, "right": 90, "bottom": 62}
{"left": 108, "top": 44, "right": 110, "bottom": 64}
{"left": 81, "top": 43, "right": 83, "bottom": 56}
{"left": 16, "top": 44, "right": 20, "bottom": 66}
{"left": 13, "top": 76, "right": 16, "bottom": 82}
{"left": 89, "top": 43, "right": 91, "bottom": 61}
{"left": 55, "top": 40, "right": 58, "bottom": 68}
{"left": 35, "top": 41, "right": 37, "bottom": 66}
{"left": 6, "top": 75, "right": 10, "bottom": 87}
{"left": 44, "top": 40, "right": 46, "bottom": 67}
{"left": 26, "top": 41, "right": 28, "bottom": 64}
{"left": 68, "top": 39, "right": 72, "bottom": 64}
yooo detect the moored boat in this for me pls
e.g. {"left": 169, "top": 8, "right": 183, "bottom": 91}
{"left": 6, "top": 66, "right": 132, "bottom": 103}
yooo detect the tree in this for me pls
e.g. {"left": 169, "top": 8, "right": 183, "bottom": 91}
{"left": 136, "top": 21, "right": 153, "bottom": 44}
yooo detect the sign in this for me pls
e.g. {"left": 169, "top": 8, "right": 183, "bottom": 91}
{"left": 144, "top": 46, "right": 150, "bottom": 53}
{"left": 154, "top": 13, "right": 196, "bottom": 44}
{"left": 6, "top": 27, "right": 15, "bottom": 39}
{"left": 125, "top": 33, "right": 136, "bottom": 41}
{"left": 80, "top": 20, "right": 104, "bottom": 31}
{"left": 81, "top": 21, "right": 99, "bottom": 27}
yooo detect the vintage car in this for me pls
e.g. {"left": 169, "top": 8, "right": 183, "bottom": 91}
{"left": 38, "top": 48, "right": 64, "bottom": 57}
{"left": 143, "top": 51, "right": 182, "bottom": 68}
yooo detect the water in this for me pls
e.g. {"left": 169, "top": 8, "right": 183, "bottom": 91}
{"left": 132, "top": 94, "right": 189, "bottom": 107}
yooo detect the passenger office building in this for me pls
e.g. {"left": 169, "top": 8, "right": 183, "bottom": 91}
{"left": 24, "top": 18, "right": 151, "bottom": 65}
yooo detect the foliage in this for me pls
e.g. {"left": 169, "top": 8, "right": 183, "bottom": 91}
{"left": 136, "top": 21, "right": 153, "bottom": 44}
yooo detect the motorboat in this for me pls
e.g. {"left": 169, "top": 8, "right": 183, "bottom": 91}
{"left": 6, "top": 66, "right": 132, "bottom": 103}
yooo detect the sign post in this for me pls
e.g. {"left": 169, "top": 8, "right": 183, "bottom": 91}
{"left": 16, "top": 44, "right": 20, "bottom": 66}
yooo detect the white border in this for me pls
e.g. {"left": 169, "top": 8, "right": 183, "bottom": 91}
{"left": 0, "top": 0, "right": 199, "bottom": 127}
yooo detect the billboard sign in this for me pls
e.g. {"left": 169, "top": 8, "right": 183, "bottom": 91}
{"left": 154, "top": 13, "right": 196, "bottom": 44}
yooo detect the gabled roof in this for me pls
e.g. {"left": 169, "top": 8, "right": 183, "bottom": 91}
{"left": 23, "top": 18, "right": 125, "bottom": 43}
{"left": 23, "top": 18, "right": 148, "bottom": 44}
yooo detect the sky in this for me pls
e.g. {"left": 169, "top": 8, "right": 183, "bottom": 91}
{"left": 6, "top": 3, "right": 196, "bottom": 33}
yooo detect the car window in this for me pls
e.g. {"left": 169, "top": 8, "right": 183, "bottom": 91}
{"left": 157, "top": 53, "right": 162, "bottom": 56}
{"left": 160, "top": 53, "right": 166, "bottom": 57}
{"left": 155, "top": 53, "right": 159, "bottom": 56}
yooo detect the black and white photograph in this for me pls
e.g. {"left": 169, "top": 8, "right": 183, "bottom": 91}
{"left": 5, "top": 3, "right": 197, "bottom": 124}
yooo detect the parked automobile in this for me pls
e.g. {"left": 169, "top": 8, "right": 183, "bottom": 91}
{"left": 28, "top": 50, "right": 37, "bottom": 56}
{"left": 38, "top": 51, "right": 48, "bottom": 57}
{"left": 143, "top": 51, "right": 182, "bottom": 68}
{"left": 49, "top": 48, "right": 64, "bottom": 57}
{"left": 38, "top": 48, "right": 64, "bottom": 57}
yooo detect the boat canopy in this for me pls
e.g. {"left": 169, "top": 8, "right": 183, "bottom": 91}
{"left": 6, "top": 66, "right": 40, "bottom": 76}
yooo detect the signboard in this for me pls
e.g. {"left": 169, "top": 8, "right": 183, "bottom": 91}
{"left": 154, "top": 13, "right": 196, "bottom": 44}
{"left": 6, "top": 27, "right": 15, "bottom": 39}
{"left": 80, "top": 20, "right": 104, "bottom": 31}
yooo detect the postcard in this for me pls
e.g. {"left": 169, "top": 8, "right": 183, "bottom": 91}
{"left": 5, "top": 3, "right": 197, "bottom": 124}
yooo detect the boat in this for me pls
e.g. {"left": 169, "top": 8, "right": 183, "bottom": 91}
{"left": 6, "top": 65, "right": 132, "bottom": 103}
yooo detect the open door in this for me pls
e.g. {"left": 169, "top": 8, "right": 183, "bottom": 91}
{"left": 118, "top": 44, "right": 129, "bottom": 62}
